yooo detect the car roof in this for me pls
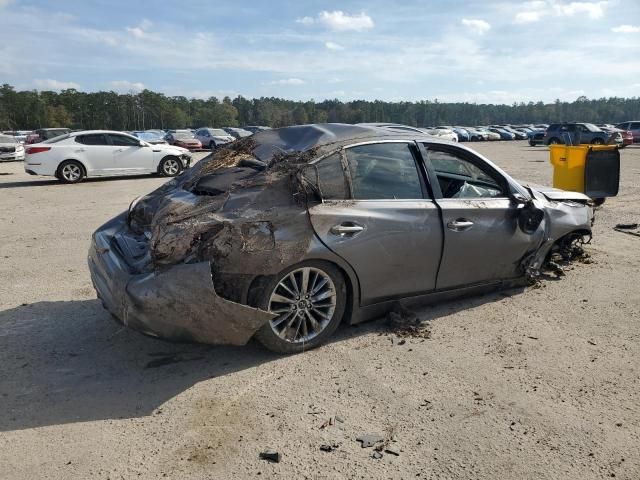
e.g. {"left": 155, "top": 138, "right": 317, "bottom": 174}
{"left": 67, "top": 130, "right": 138, "bottom": 137}
{"left": 249, "top": 123, "right": 455, "bottom": 163}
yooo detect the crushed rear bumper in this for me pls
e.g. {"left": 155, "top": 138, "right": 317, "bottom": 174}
{"left": 87, "top": 213, "right": 274, "bottom": 345}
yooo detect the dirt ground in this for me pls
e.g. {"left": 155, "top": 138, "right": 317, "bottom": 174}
{"left": 0, "top": 142, "right": 638, "bottom": 480}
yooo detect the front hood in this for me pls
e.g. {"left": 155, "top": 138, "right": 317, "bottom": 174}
{"left": 521, "top": 181, "right": 591, "bottom": 202}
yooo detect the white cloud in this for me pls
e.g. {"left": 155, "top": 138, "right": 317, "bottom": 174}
{"left": 298, "top": 11, "right": 374, "bottom": 32}
{"left": 269, "top": 78, "right": 305, "bottom": 86}
{"left": 296, "top": 16, "right": 314, "bottom": 26}
{"left": 513, "top": 1, "right": 608, "bottom": 24}
{"left": 109, "top": 80, "right": 145, "bottom": 92}
{"left": 461, "top": 18, "right": 491, "bottom": 35}
{"left": 325, "top": 41, "right": 345, "bottom": 50}
{"left": 0, "top": 0, "right": 13, "bottom": 7}
{"left": 558, "top": 1, "right": 607, "bottom": 18}
{"left": 126, "top": 19, "right": 152, "bottom": 38}
{"left": 611, "top": 24, "right": 640, "bottom": 33}
{"left": 33, "top": 79, "right": 80, "bottom": 90}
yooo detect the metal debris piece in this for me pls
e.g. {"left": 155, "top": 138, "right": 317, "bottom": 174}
{"left": 384, "top": 446, "right": 400, "bottom": 456}
{"left": 357, "top": 434, "right": 385, "bottom": 448}
{"left": 372, "top": 451, "right": 383, "bottom": 459}
{"left": 259, "top": 449, "right": 281, "bottom": 463}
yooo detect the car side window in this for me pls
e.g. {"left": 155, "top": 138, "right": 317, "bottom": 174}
{"left": 313, "top": 153, "right": 348, "bottom": 200}
{"left": 426, "top": 149, "right": 505, "bottom": 199}
{"left": 76, "top": 134, "right": 108, "bottom": 146}
{"left": 345, "top": 143, "right": 423, "bottom": 200}
{"left": 631, "top": 122, "right": 640, "bottom": 130}
{"left": 107, "top": 134, "right": 140, "bottom": 147}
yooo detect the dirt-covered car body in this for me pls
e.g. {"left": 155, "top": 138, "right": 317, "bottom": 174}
{"left": 88, "top": 124, "right": 593, "bottom": 349}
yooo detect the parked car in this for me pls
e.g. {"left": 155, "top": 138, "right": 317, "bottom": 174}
{"left": 358, "top": 123, "right": 458, "bottom": 142}
{"left": 223, "top": 127, "right": 253, "bottom": 139}
{"left": 2, "top": 130, "right": 29, "bottom": 144}
{"left": 450, "top": 127, "right": 471, "bottom": 142}
{"left": 165, "top": 131, "right": 202, "bottom": 150}
{"left": 488, "top": 127, "right": 516, "bottom": 140}
{"left": 89, "top": 124, "right": 593, "bottom": 354}
{"left": 543, "top": 123, "right": 610, "bottom": 146}
{"left": 131, "top": 131, "right": 168, "bottom": 145}
{"left": 24, "top": 130, "right": 191, "bottom": 183}
{"left": 599, "top": 126, "right": 632, "bottom": 147}
{"left": 461, "top": 127, "right": 487, "bottom": 141}
{"left": 474, "top": 127, "right": 501, "bottom": 141}
{"left": 194, "top": 128, "right": 236, "bottom": 149}
{"left": 499, "top": 126, "right": 528, "bottom": 140}
{"left": 0, "top": 134, "right": 25, "bottom": 162}
{"left": 615, "top": 121, "right": 640, "bottom": 143}
{"left": 26, "top": 128, "right": 72, "bottom": 144}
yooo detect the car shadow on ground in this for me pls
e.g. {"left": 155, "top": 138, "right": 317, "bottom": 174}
{"left": 0, "top": 175, "right": 161, "bottom": 189}
{"left": 0, "top": 287, "right": 523, "bottom": 432}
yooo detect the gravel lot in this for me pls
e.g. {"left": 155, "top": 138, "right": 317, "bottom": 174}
{"left": 1, "top": 142, "right": 639, "bottom": 479}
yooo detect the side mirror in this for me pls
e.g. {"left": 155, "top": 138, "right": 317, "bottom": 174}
{"left": 139, "top": 141, "right": 148, "bottom": 147}
{"left": 510, "top": 192, "right": 528, "bottom": 205}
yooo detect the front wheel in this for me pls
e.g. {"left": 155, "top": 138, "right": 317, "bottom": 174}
{"left": 209, "top": 141, "right": 217, "bottom": 150}
{"left": 253, "top": 261, "right": 346, "bottom": 354}
{"left": 159, "top": 156, "right": 182, "bottom": 177}
{"left": 57, "top": 160, "right": 85, "bottom": 183}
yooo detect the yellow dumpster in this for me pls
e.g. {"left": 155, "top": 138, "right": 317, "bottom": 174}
{"left": 549, "top": 144, "right": 619, "bottom": 198}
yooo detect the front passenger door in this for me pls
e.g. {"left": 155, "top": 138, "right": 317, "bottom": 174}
{"left": 107, "top": 134, "right": 153, "bottom": 174}
{"left": 423, "top": 144, "right": 543, "bottom": 289}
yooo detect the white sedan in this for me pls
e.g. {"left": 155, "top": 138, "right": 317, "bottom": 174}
{"left": 24, "top": 130, "right": 192, "bottom": 183}
{"left": 0, "top": 134, "right": 25, "bottom": 161}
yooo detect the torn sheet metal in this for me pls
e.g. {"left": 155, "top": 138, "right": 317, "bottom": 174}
{"left": 89, "top": 222, "right": 275, "bottom": 345}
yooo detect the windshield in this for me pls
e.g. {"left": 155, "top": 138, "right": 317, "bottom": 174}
{"left": 137, "top": 132, "right": 161, "bottom": 141}
{"left": 174, "top": 132, "right": 194, "bottom": 140}
{"left": 583, "top": 123, "right": 602, "bottom": 132}
{"left": 0, "top": 135, "right": 17, "bottom": 143}
{"left": 43, "top": 133, "right": 71, "bottom": 143}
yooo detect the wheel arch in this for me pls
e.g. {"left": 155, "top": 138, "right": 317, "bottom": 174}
{"left": 56, "top": 158, "right": 88, "bottom": 177}
{"left": 246, "top": 256, "right": 360, "bottom": 326}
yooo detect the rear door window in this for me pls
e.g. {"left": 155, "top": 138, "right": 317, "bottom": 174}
{"left": 107, "top": 134, "right": 140, "bottom": 147}
{"left": 345, "top": 142, "right": 424, "bottom": 200}
{"left": 76, "top": 134, "right": 108, "bottom": 145}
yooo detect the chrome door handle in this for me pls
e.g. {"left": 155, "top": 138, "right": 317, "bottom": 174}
{"left": 447, "top": 219, "right": 474, "bottom": 231}
{"left": 330, "top": 224, "right": 365, "bottom": 235}
{"left": 75, "top": 148, "right": 85, "bottom": 152}
{"left": 114, "top": 148, "right": 123, "bottom": 152}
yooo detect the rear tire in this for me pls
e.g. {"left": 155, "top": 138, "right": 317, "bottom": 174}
{"left": 209, "top": 141, "right": 217, "bottom": 150}
{"left": 57, "top": 160, "right": 85, "bottom": 184}
{"left": 591, "top": 138, "right": 604, "bottom": 145}
{"left": 547, "top": 137, "right": 562, "bottom": 145}
{"left": 253, "top": 261, "right": 346, "bottom": 354}
{"left": 159, "top": 156, "right": 182, "bottom": 177}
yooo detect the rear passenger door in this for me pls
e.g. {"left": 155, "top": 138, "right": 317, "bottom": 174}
{"left": 74, "top": 133, "right": 114, "bottom": 175}
{"left": 308, "top": 141, "right": 443, "bottom": 305}
{"left": 422, "top": 143, "right": 543, "bottom": 289}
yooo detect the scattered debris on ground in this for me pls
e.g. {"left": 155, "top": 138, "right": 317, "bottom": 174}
{"left": 614, "top": 223, "right": 640, "bottom": 238}
{"left": 319, "top": 443, "right": 340, "bottom": 453}
{"left": 356, "top": 434, "right": 385, "bottom": 448}
{"left": 385, "top": 303, "right": 432, "bottom": 339}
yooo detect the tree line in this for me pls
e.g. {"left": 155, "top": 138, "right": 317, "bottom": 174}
{"left": 1, "top": 83, "right": 638, "bottom": 131}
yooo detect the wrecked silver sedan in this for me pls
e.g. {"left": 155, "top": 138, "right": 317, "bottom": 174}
{"left": 88, "top": 124, "right": 593, "bottom": 353}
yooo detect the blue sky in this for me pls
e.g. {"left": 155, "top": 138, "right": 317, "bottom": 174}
{"left": 1, "top": 0, "right": 638, "bottom": 103}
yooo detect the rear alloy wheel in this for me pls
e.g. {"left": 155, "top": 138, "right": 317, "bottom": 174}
{"left": 254, "top": 262, "right": 346, "bottom": 354}
{"left": 209, "top": 141, "right": 217, "bottom": 150}
{"left": 548, "top": 137, "right": 562, "bottom": 145}
{"left": 58, "top": 160, "right": 84, "bottom": 184}
{"left": 591, "top": 138, "right": 604, "bottom": 145}
{"left": 159, "top": 156, "right": 182, "bottom": 177}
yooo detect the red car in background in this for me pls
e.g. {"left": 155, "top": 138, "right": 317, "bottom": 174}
{"left": 26, "top": 128, "right": 71, "bottom": 144}
{"left": 165, "top": 131, "right": 202, "bottom": 150}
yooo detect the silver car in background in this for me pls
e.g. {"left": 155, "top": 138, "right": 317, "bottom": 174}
{"left": 194, "top": 128, "right": 236, "bottom": 149}
{"left": 89, "top": 124, "right": 593, "bottom": 354}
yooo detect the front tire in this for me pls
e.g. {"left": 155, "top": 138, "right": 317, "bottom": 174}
{"left": 209, "top": 141, "right": 217, "bottom": 150}
{"left": 253, "top": 261, "right": 347, "bottom": 354}
{"left": 159, "top": 156, "right": 182, "bottom": 177}
{"left": 57, "top": 160, "right": 85, "bottom": 183}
